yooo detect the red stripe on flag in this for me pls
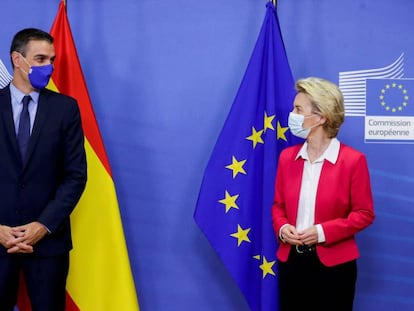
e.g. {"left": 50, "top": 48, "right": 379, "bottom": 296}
{"left": 16, "top": 272, "right": 30, "bottom": 311}
{"left": 17, "top": 272, "right": 79, "bottom": 311}
{"left": 50, "top": 0, "right": 112, "bottom": 175}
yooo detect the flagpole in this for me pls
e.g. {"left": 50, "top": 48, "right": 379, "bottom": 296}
{"left": 273, "top": 0, "right": 277, "bottom": 7}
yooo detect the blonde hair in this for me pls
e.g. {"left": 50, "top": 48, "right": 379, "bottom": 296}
{"left": 295, "top": 77, "right": 345, "bottom": 138}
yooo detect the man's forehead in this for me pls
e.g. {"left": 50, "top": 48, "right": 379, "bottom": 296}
{"left": 26, "top": 40, "right": 55, "bottom": 55}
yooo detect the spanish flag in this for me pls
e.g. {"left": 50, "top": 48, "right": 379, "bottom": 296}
{"left": 17, "top": 1, "right": 140, "bottom": 310}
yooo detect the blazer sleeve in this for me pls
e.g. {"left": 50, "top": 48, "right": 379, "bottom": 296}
{"left": 272, "top": 145, "right": 303, "bottom": 239}
{"left": 272, "top": 149, "right": 288, "bottom": 239}
{"left": 321, "top": 150, "right": 375, "bottom": 245}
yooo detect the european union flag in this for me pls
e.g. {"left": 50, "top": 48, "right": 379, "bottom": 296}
{"left": 366, "top": 78, "right": 414, "bottom": 116}
{"left": 194, "top": 3, "right": 298, "bottom": 310}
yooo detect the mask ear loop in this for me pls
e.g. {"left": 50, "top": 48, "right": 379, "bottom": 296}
{"left": 17, "top": 52, "right": 32, "bottom": 75}
{"left": 305, "top": 114, "right": 324, "bottom": 131}
{"left": 314, "top": 113, "right": 327, "bottom": 126}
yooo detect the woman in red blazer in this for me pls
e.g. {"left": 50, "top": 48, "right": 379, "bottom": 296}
{"left": 272, "top": 77, "right": 374, "bottom": 311}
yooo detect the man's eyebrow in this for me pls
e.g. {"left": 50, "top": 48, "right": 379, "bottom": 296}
{"left": 33, "top": 53, "right": 56, "bottom": 60}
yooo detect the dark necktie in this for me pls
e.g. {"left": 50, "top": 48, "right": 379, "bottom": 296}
{"left": 17, "top": 95, "right": 31, "bottom": 162}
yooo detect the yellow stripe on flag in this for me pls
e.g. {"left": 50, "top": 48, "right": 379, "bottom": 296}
{"left": 67, "top": 138, "right": 138, "bottom": 310}
{"left": 47, "top": 1, "right": 140, "bottom": 310}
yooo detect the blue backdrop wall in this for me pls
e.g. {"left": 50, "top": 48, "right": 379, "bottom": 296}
{"left": 1, "top": 1, "right": 413, "bottom": 310}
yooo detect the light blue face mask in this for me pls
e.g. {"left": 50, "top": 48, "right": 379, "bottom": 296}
{"left": 288, "top": 112, "right": 315, "bottom": 139}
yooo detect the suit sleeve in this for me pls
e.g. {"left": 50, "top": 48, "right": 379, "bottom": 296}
{"left": 38, "top": 98, "right": 87, "bottom": 232}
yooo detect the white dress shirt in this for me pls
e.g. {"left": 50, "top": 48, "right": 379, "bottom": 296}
{"left": 280, "top": 138, "right": 340, "bottom": 243}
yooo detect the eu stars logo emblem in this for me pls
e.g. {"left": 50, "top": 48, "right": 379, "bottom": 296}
{"left": 366, "top": 79, "right": 414, "bottom": 116}
{"left": 365, "top": 78, "right": 414, "bottom": 142}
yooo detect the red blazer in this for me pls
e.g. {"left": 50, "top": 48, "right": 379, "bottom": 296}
{"left": 272, "top": 143, "right": 375, "bottom": 267}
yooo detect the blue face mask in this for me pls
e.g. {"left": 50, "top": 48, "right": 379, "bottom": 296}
{"left": 288, "top": 112, "right": 319, "bottom": 139}
{"left": 28, "top": 64, "right": 53, "bottom": 89}
{"left": 21, "top": 55, "right": 53, "bottom": 89}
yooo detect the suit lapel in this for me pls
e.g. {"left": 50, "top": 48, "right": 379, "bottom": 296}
{"left": 24, "top": 90, "right": 50, "bottom": 166}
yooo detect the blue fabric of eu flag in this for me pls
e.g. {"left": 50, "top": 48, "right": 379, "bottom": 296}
{"left": 194, "top": 3, "right": 299, "bottom": 310}
{"left": 366, "top": 78, "right": 414, "bottom": 116}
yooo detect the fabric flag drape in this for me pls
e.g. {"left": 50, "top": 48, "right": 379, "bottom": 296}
{"left": 16, "top": 1, "right": 140, "bottom": 310}
{"left": 194, "top": 3, "right": 298, "bottom": 310}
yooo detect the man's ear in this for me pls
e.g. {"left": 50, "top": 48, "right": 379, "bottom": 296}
{"left": 11, "top": 51, "right": 22, "bottom": 69}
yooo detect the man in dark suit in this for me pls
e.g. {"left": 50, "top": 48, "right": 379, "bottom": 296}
{"left": 0, "top": 28, "right": 87, "bottom": 310}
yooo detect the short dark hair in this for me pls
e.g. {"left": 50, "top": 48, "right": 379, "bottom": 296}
{"left": 10, "top": 28, "right": 54, "bottom": 57}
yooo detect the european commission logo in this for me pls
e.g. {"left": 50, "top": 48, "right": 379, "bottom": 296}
{"left": 339, "top": 53, "right": 414, "bottom": 143}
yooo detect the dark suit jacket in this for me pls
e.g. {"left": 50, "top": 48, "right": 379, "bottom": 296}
{"left": 0, "top": 84, "right": 87, "bottom": 256}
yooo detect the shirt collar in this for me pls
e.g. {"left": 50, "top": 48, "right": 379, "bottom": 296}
{"left": 295, "top": 137, "right": 340, "bottom": 164}
{"left": 10, "top": 82, "right": 40, "bottom": 104}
